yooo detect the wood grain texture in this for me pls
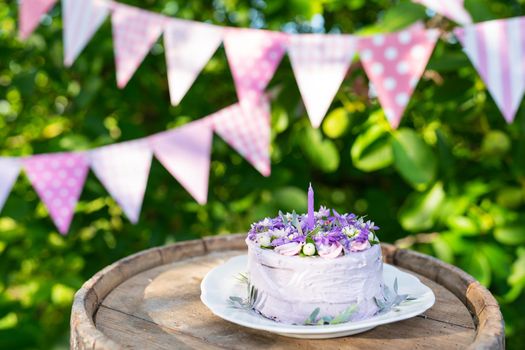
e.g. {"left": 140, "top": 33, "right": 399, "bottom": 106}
{"left": 70, "top": 234, "right": 504, "bottom": 349}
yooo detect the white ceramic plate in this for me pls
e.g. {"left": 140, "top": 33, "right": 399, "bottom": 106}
{"left": 200, "top": 255, "right": 435, "bottom": 339}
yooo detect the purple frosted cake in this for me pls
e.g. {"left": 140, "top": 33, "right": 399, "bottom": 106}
{"left": 244, "top": 185, "right": 385, "bottom": 325}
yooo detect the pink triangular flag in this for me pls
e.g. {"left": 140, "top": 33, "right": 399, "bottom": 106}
{"left": 62, "top": 0, "right": 109, "bottom": 66}
{"left": 288, "top": 34, "right": 357, "bottom": 128}
{"left": 413, "top": 0, "right": 472, "bottom": 25}
{"left": 150, "top": 119, "right": 213, "bottom": 204}
{"left": 23, "top": 153, "right": 89, "bottom": 234}
{"left": 19, "top": 0, "right": 57, "bottom": 39}
{"left": 0, "top": 158, "right": 21, "bottom": 212}
{"left": 212, "top": 98, "right": 271, "bottom": 176}
{"left": 224, "top": 28, "right": 287, "bottom": 103}
{"left": 164, "top": 19, "right": 223, "bottom": 105}
{"left": 455, "top": 18, "right": 525, "bottom": 123}
{"left": 111, "top": 3, "right": 166, "bottom": 88}
{"left": 89, "top": 139, "right": 152, "bottom": 224}
{"left": 358, "top": 26, "right": 439, "bottom": 128}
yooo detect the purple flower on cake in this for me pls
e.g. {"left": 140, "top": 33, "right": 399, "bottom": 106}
{"left": 247, "top": 196, "right": 379, "bottom": 257}
{"left": 315, "top": 206, "right": 331, "bottom": 219}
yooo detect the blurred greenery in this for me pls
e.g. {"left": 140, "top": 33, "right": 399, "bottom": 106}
{"left": 1, "top": 0, "right": 525, "bottom": 348}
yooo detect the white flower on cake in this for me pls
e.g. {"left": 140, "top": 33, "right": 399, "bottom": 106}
{"left": 302, "top": 242, "right": 316, "bottom": 256}
{"left": 342, "top": 226, "right": 360, "bottom": 238}
{"left": 257, "top": 234, "right": 271, "bottom": 247}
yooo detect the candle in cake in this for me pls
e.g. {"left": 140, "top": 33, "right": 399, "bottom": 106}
{"left": 307, "top": 183, "right": 314, "bottom": 229}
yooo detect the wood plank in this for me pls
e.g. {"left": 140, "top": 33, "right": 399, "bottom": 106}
{"left": 96, "top": 299, "right": 474, "bottom": 350}
{"left": 96, "top": 250, "right": 476, "bottom": 349}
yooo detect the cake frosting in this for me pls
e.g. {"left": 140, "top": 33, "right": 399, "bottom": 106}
{"left": 242, "top": 185, "right": 386, "bottom": 325}
{"left": 246, "top": 239, "right": 384, "bottom": 324}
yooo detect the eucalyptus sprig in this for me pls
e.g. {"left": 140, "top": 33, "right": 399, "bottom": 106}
{"left": 374, "top": 278, "right": 416, "bottom": 313}
{"left": 304, "top": 305, "right": 358, "bottom": 325}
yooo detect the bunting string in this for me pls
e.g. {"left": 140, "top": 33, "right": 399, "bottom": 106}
{"left": 8, "top": 0, "right": 525, "bottom": 233}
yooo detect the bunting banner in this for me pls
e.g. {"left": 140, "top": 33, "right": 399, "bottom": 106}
{"left": 455, "top": 17, "right": 525, "bottom": 123}
{"left": 358, "top": 26, "right": 440, "bottom": 128}
{"left": 224, "top": 28, "right": 288, "bottom": 103}
{"left": 413, "top": 0, "right": 472, "bottom": 25}
{"left": 13, "top": 0, "right": 525, "bottom": 234}
{"left": 288, "top": 34, "right": 357, "bottom": 128}
{"left": 164, "top": 19, "right": 223, "bottom": 106}
{"left": 212, "top": 98, "right": 271, "bottom": 176}
{"left": 89, "top": 139, "right": 153, "bottom": 224}
{"left": 23, "top": 153, "right": 89, "bottom": 234}
{"left": 111, "top": 2, "right": 166, "bottom": 88}
{"left": 19, "top": 0, "right": 57, "bottom": 39}
{"left": 62, "top": 0, "right": 109, "bottom": 66}
{"left": 0, "top": 158, "right": 21, "bottom": 212}
{"left": 18, "top": 0, "right": 525, "bottom": 127}
{"left": 150, "top": 118, "right": 214, "bottom": 204}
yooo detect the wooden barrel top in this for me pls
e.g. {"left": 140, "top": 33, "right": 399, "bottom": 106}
{"left": 70, "top": 234, "right": 504, "bottom": 349}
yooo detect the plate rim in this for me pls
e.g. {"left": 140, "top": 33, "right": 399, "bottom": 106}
{"left": 200, "top": 255, "right": 435, "bottom": 335}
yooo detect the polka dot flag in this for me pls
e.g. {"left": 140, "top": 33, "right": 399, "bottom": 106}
{"left": 224, "top": 28, "right": 288, "bottom": 103}
{"left": 358, "top": 24, "right": 439, "bottom": 128}
{"left": 111, "top": 2, "right": 166, "bottom": 88}
{"left": 212, "top": 98, "right": 271, "bottom": 177}
{"left": 150, "top": 118, "right": 214, "bottom": 204}
{"left": 23, "top": 153, "right": 89, "bottom": 235}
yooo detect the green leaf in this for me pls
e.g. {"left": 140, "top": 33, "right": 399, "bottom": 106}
{"left": 509, "top": 248, "right": 525, "bottom": 287}
{"left": 351, "top": 124, "right": 393, "bottom": 172}
{"left": 322, "top": 108, "right": 350, "bottom": 139}
{"left": 329, "top": 305, "right": 357, "bottom": 324}
{"left": 357, "top": 2, "right": 426, "bottom": 34}
{"left": 446, "top": 216, "right": 479, "bottom": 235}
{"left": 273, "top": 187, "right": 307, "bottom": 214}
{"left": 494, "top": 225, "right": 525, "bottom": 245}
{"left": 392, "top": 128, "right": 437, "bottom": 190}
{"left": 301, "top": 128, "right": 340, "bottom": 173}
{"left": 432, "top": 236, "right": 454, "bottom": 264}
{"left": 305, "top": 307, "right": 320, "bottom": 325}
{"left": 398, "top": 182, "right": 445, "bottom": 231}
{"left": 469, "top": 250, "right": 492, "bottom": 287}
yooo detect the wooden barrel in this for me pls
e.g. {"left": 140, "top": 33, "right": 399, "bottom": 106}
{"left": 70, "top": 234, "right": 504, "bottom": 349}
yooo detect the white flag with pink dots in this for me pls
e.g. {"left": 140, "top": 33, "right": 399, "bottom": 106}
{"left": 212, "top": 98, "right": 272, "bottom": 177}
{"left": 224, "top": 28, "right": 288, "bottom": 103}
{"left": 89, "top": 139, "right": 153, "bottom": 224}
{"left": 23, "top": 153, "right": 89, "bottom": 235}
{"left": 288, "top": 34, "right": 357, "bottom": 128}
{"left": 150, "top": 119, "right": 214, "bottom": 204}
{"left": 0, "top": 158, "right": 21, "bottom": 213}
{"left": 358, "top": 25, "right": 440, "bottom": 128}
{"left": 111, "top": 2, "right": 166, "bottom": 88}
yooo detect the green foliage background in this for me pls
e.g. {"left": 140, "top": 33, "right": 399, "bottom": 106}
{"left": 1, "top": 0, "right": 525, "bottom": 348}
